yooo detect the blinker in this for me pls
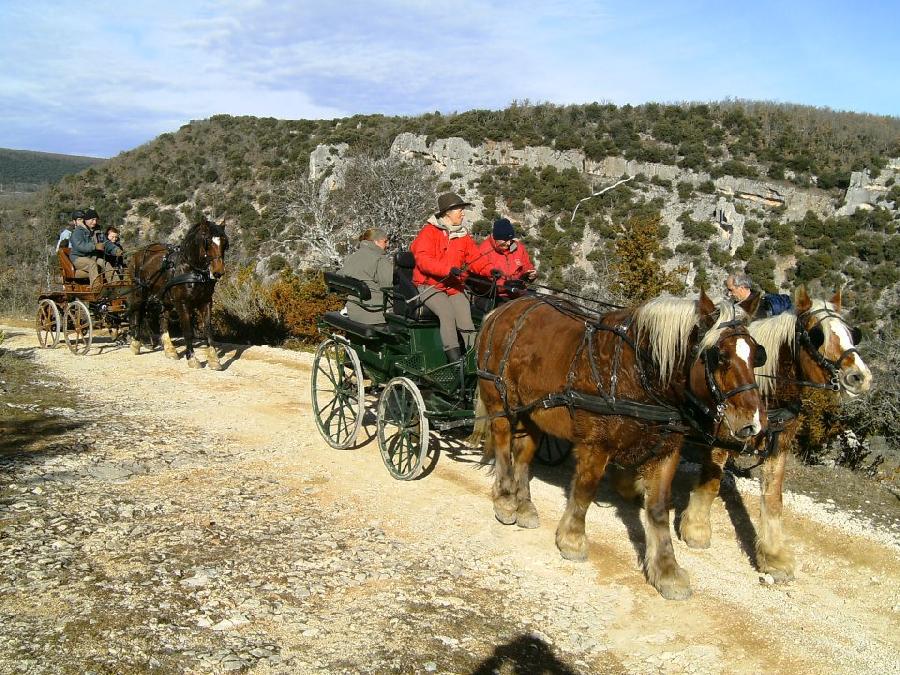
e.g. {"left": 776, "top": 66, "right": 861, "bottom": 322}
{"left": 753, "top": 344, "right": 767, "bottom": 368}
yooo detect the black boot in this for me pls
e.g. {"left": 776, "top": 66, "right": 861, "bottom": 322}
{"left": 444, "top": 347, "right": 462, "bottom": 363}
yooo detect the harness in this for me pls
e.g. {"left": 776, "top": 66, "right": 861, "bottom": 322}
{"left": 741, "top": 307, "right": 859, "bottom": 468}
{"left": 135, "top": 241, "right": 218, "bottom": 302}
{"left": 476, "top": 297, "right": 761, "bottom": 466}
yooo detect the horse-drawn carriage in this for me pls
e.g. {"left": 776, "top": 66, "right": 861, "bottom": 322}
{"left": 311, "top": 254, "right": 568, "bottom": 480}
{"left": 35, "top": 246, "right": 131, "bottom": 355}
{"left": 314, "top": 252, "right": 874, "bottom": 599}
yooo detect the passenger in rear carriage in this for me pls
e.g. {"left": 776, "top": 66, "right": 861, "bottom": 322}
{"left": 410, "top": 192, "right": 479, "bottom": 364}
{"left": 69, "top": 208, "right": 114, "bottom": 288}
{"left": 338, "top": 227, "right": 394, "bottom": 325}
{"left": 469, "top": 217, "right": 536, "bottom": 298}
{"left": 56, "top": 210, "right": 82, "bottom": 251}
{"left": 103, "top": 226, "right": 126, "bottom": 274}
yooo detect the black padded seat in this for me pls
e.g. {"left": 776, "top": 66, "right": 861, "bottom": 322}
{"left": 322, "top": 311, "right": 386, "bottom": 339}
{"left": 392, "top": 250, "right": 438, "bottom": 322}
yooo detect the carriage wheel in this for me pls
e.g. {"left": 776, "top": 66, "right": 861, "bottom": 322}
{"left": 535, "top": 434, "right": 571, "bottom": 466}
{"left": 35, "top": 299, "right": 61, "bottom": 348}
{"left": 63, "top": 300, "right": 93, "bottom": 356}
{"left": 377, "top": 377, "right": 429, "bottom": 481}
{"left": 311, "top": 338, "right": 365, "bottom": 449}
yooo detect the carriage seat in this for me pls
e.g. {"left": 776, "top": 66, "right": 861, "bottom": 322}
{"left": 321, "top": 311, "right": 385, "bottom": 338}
{"left": 58, "top": 247, "right": 90, "bottom": 282}
{"left": 392, "top": 251, "right": 437, "bottom": 322}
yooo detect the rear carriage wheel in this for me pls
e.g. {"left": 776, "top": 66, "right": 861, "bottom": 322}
{"left": 35, "top": 299, "right": 61, "bottom": 348}
{"left": 377, "top": 377, "right": 429, "bottom": 481}
{"left": 311, "top": 338, "right": 365, "bottom": 449}
{"left": 535, "top": 434, "right": 571, "bottom": 466}
{"left": 63, "top": 300, "right": 93, "bottom": 356}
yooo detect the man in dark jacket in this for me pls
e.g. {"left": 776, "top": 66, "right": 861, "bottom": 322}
{"left": 69, "top": 208, "right": 113, "bottom": 286}
{"left": 725, "top": 272, "right": 792, "bottom": 318}
{"left": 338, "top": 227, "right": 393, "bottom": 325}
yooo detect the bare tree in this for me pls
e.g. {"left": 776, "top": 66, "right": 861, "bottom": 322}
{"left": 271, "top": 154, "right": 435, "bottom": 268}
{"left": 333, "top": 154, "right": 435, "bottom": 249}
{"left": 270, "top": 172, "right": 347, "bottom": 267}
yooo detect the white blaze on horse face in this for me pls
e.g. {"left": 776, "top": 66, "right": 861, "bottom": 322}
{"left": 751, "top": 408, "right": 761, "bottom": 435}
{"left": 735, "top": 338, "right": 751, "bottom": 368}
{"left": 212, "top": 237, "right": 221, "bottom": 248}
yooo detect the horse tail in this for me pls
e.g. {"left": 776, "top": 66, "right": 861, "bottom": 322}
{"left": 465, "top": 387, "right": 490, "bottom": 450}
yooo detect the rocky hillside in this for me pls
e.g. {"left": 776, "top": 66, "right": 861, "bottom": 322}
{"left": 4, "top": 101, "right": 900, "bottom": 327}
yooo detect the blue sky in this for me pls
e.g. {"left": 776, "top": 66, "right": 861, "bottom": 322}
{"left": 1, "top": 0, "right": 897, "bottom": 158}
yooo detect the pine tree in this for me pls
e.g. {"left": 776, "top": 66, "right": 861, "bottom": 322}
{"left": 612, "top": 214, "right": 684, "bottom": 302}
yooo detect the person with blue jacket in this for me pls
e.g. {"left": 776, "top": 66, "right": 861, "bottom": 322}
{"left": 69, "top": 208, "right": 113, "bottom": 286}
{"left": 725, "top": 272, "right": 793, "bottom": 318}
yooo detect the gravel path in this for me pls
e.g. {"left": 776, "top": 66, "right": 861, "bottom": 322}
{"left": 1, "top": 325, "right": 898, "bottom": 674}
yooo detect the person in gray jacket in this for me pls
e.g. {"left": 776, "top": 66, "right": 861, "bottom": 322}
{"left": 339, "top": 228, "right": 393, "bottom": 325}
{"left": 69, "top": 209, "right": 113, "bottom": 287}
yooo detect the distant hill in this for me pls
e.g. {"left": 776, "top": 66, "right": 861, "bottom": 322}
{"left": 0, "top": 148, "right": 105, "bottom": 192}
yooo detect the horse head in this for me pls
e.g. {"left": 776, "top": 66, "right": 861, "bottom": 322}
{"left": 793, "top": 286, "right": 872, "bottom": 399}
{"left": 689, "top": 289, "right": 766, "bottom": 440}
{"left": 191, "top": 217, "right": 229, "bottom": 279}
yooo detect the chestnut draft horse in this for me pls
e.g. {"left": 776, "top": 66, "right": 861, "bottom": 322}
{"left": 128, "top": 217, "right": 229, "bottom": 369}
{"left": 679, "top": 287, "right": 872, "bottom": 581}
{"left": 475, "top": 291, "right": 767, "bottom": 600}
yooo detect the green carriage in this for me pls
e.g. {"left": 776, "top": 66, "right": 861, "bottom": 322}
{"left": 310, "top": 254, "right": 568, "bottom": 480}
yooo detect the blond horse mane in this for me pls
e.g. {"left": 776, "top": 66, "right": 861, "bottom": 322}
{"left": 749, "top": 297, "right": 838, "bottom": 397}
{"left": 635, "top": 297, "right": 747, "bottom": 385}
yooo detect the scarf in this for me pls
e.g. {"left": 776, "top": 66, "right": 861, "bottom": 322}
{"left": 429, "top": 215, "right": 468, "bottom": 240}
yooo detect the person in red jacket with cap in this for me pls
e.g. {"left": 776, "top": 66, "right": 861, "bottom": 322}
{"left": 470, "top": 218, "right": 536, "bottom": 297}
{"left": 411, "top": 192, "right": 479, "bottom": 363}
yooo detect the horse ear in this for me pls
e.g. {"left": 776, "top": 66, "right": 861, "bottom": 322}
{"left": 795, "top": 285, "right": 812, "bottom": 314}
{"left": 738, "top": 293, "right": 761, "bottom": 322}
{"left": 697, "top": 288, "right": 718, "bottom": 329}
{"left": 698, "top": 288, "right": 716, "bottom": 317}
{"left": 830, "top": 287, "right": 842, "bottom": 312}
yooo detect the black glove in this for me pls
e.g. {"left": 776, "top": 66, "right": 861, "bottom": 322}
{"left": 449, "top": 266, "right": 464, "bottom": 278}
{"left": 490, "top": 269, "right": 502, "bottom": 279}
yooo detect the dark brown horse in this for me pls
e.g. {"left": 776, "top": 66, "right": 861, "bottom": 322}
{"left": 474, "top": 290, "right": 766, "bottom": 599}
{"left": 128, "top": 217, "right": 228, "bottom": 369}
{"left": 679, "top": 287, "right": 872, "bottom": 581}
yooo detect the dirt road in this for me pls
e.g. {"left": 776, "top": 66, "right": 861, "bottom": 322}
{"left": 1, "top": 325, "right": 898, "bottom": 674}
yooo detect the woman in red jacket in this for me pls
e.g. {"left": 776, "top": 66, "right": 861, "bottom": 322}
{"left": 470, "top": 218, "right": 536, "bottom": 296}
{"left": 411, "top": 192, "right": 479, "bottom": 363}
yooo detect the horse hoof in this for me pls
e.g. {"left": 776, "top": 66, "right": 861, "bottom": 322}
{"left": 207, "top": 362, "right": 223, "bottom": 371}
{"left": 187, "top": 357, "right": 201, "bottom": 369}
{"left": 652, "top": 566, "right": 692, "bottom": 601}
{"left": 165, "top": 351, "right": 179, "bottom": 360}
{"left": 556, "top": 534, "right": 588, "bottom": 562}
{"left": 515, "top": 502, "right": 540, "bottom": 529}
{"left": 130, "top": 341, "right": 141, "bottom": 356}
{"left": 493, "top": 505, "right": 517, "bottom": 525}
{"left": 757, "top": 550, "right": 796, "bottom": 583}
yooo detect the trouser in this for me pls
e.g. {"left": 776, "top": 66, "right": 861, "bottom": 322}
{"left": 73, "top": 256, "right": 114, "bottom": 285}
{"left": 418, "top": 286, "right": 475, "bottom": 351}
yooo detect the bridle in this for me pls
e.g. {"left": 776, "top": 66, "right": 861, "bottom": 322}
{"left": 684, "top": 318, "right": 763, "bottom": 426}
{"left": 791, "top": 307, "right": 860, "bottom": 392}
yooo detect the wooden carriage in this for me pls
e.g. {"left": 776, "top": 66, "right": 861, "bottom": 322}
{"left": 35, "top": 247, "right": 132, "bottom": 355}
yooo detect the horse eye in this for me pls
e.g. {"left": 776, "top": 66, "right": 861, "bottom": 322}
{"left": 809, "top": 326, "right": 825, "bottom": 349}
{"left": 704, "top": 346, "right": 722, "bottom": 368}
{"left": 850, "top": 326, "right": 862, "bottom": 345}
{"left": 753, "top": 344, "right": 767, "bottom": 368}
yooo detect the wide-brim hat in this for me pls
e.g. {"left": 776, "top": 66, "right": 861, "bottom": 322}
{"left": 435, "top": 192, "right": 473, "bottom": 216}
